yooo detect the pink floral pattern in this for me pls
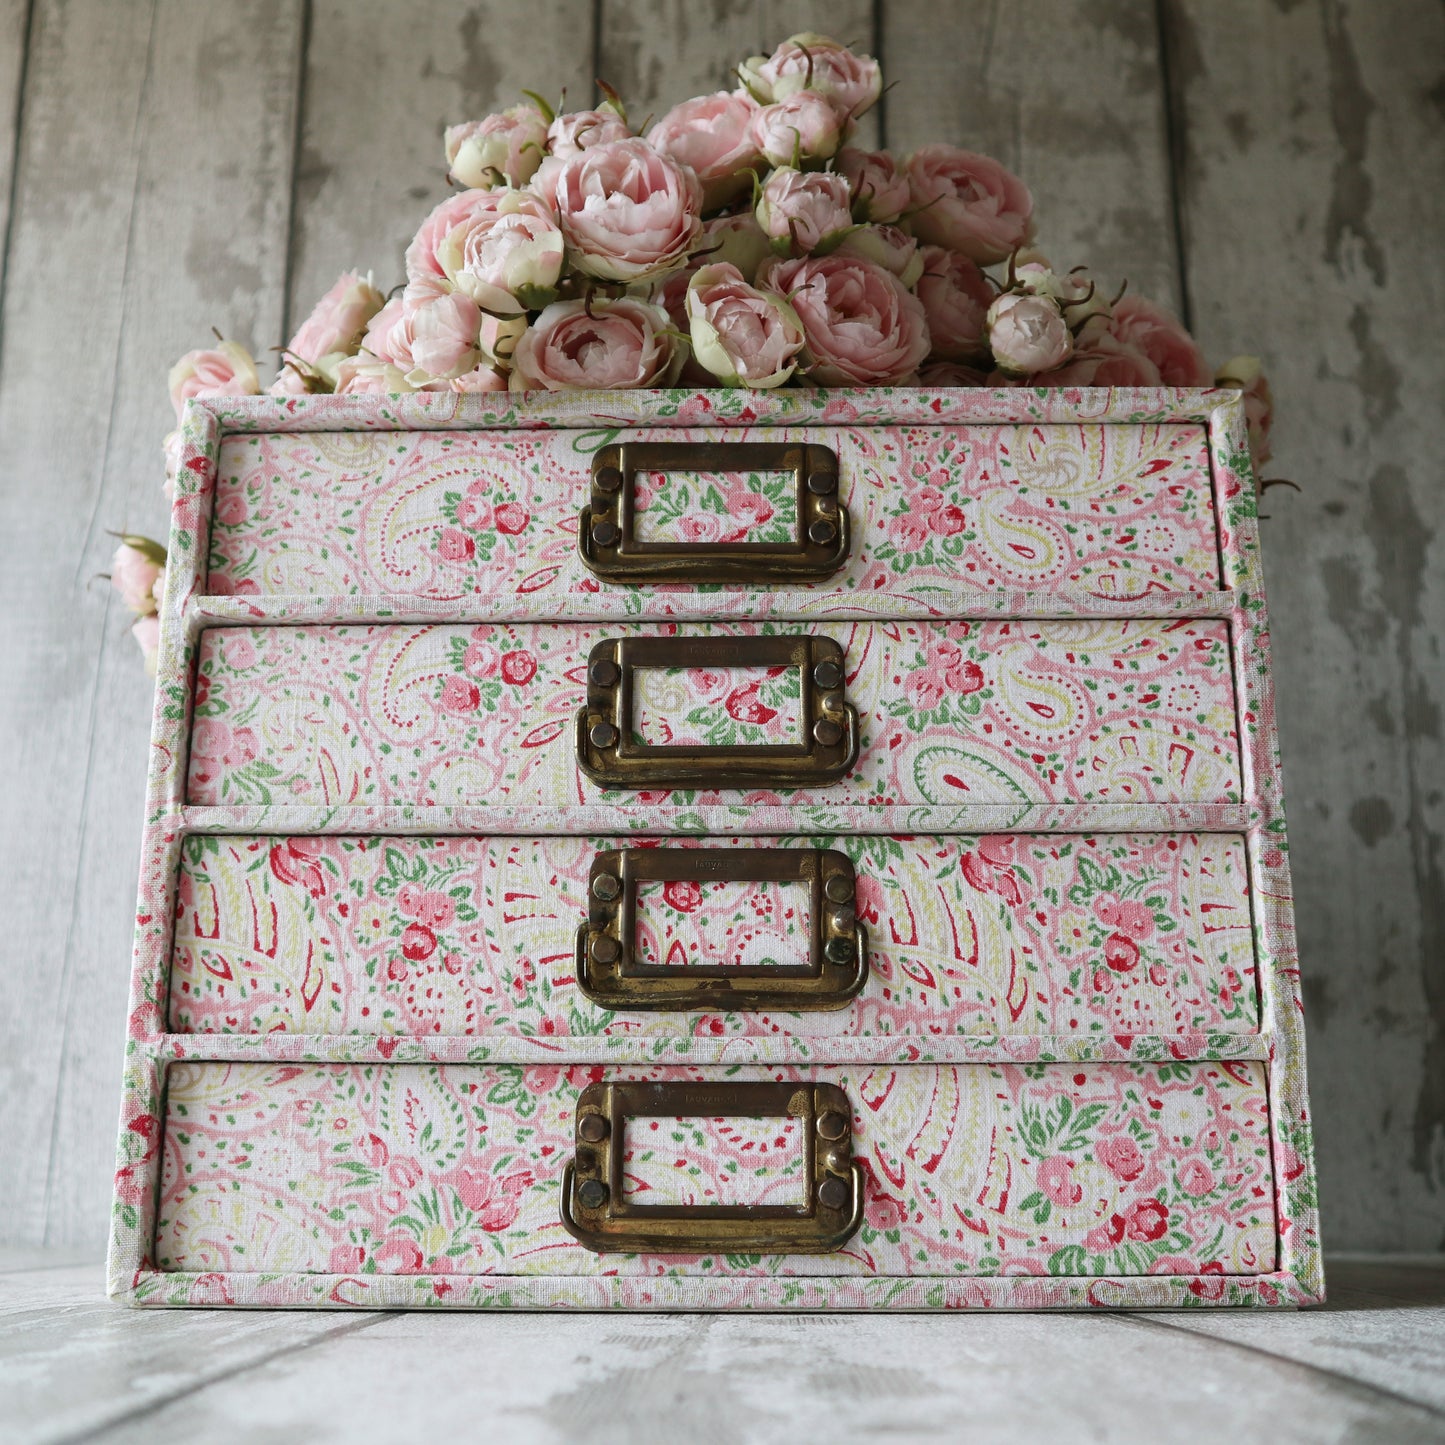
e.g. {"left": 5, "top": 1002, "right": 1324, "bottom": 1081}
{"left": 154, "top": 1061, "right": 1276, "bottom": 1280}
{"left": 207, "top": 422, "right": 1220, "bottom": 601}
{"left": 185, "top": 619, "right": 1241, "bottom": 808}
{"left": 171, "top": 833, "right": 1258, "bottom": 1039}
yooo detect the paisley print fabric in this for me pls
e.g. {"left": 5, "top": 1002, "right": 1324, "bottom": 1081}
{"left": 154, "top": 1061, "right": 1276, "bottom": 1281}
{"left": 185, "top": 619, "right": 1242, "bottom": 809}
{"left": 171, "top": 833, "right": 1259, "bottom": 1038}
{"left": 207, "top": 423, "right": 1221, "bottom": 602}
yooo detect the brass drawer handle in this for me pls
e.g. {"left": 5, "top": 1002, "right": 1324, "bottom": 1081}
{"left": 576, "top": 846, "right": 868, "bottom": 1011}
{"left": 574, "top": 634, "right": 859, "bottom": 788}
{"left": 578, "top": 441, "right": 849, "bottom": 583}
{"left": 559, "top": 1080, "right": 864, "bottom": 1254}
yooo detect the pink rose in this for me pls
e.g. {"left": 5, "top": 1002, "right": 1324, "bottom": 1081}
{"left": 438, "top": 527, "right": 474, "bottom": 562}
{"left": 1038, "top": 1155, "right": 1082, "bottom": 1207}
{"left": 836, "top": 147, "right": 911, "bottom": 223}
{"left": 755, "top": 167, "right": 853, "bottom": 254}
{"left": 373, "top": 1236, "right": 424, "bottom": 1273}
{"left": 509, "top": 297, "right": 681, "bottom": 390}
{"left": 406, "top": 190, "right": 501, "bottom": 283}
{"left": 750, "top": 91, "right": 842, "bottom": 167}
{"left": 905, "top": 668, "right": 945, "bottom": 711}
{"left": 436, "top": 189, "right": 563, "bottom": 305}
{"left": 404, "top": 284, "right": 483, "bottom": 382}
{"left": 400, "top": 923, "right": 437, "bottom": 962}
{"left": 131, "top": 614, "right": 160, "bottom": 676}
{"left": 1095, "top": 895, "right": 1154, "bottom": 940}
{"left": 740, "top": 33, "right": 882, "bottom": 121}
{"left": 110, "top": 539, "right": 164, "bottom": 615}
{"left": 833, "top": 224, "right": 922, "bottom": 285}
{"left": 1120, "top": 1197, "right": 1170, "bottom": 1243}
{"left": 918, "top": 360, "right": 989, "bottom": 387}
{"left": 283, "top": 270, "right": 385, "bottom": 369}
{"left": 1096, "top": 1134, "right": 1146, "bottom": 1182}
{"left": 648, "top": 91, "right": 761, "bottom": 209}
{"left": 1109, "top": 296, "right": 1210, "bottom": 386}
{"left": 1177, "top": 1157, "right": 1215, "bottom": 1198}
{"left": 534, "top": 138, "right": 702, "bottom": 283}
{"left": 686, "top": 262, "right": 805, "bottom": 388}
{"left": 329, "top": 1243, "right": 366, "bottom": 1274}
{"left": 1103, "top": 932, "right": 1140, "bottom": 972}
{"left": 763, "top": 254, "right": 930, "bottom": 386}
{"left": 1044, "top": 334, "right": 1161, "bottom": 388}
{"left": 493, "top": 501, "right": 529, "bottom": 534}
{"left": 986, "top": 292, "right": 1073, "bottom": 376}
{"left": 446, "top": 1164, "right": 532, "bottom": 1231}
{"left": 699, "top": 211, "right": 773, "bottom": 281}
{"left": 917, "top": 246, "right": 993, "bottom": 362}
{"left": 450, "top": 364, "right": 508, "bottom": 393}
{"left": 333, "top": 353, "right": 412, "bottom": 396}
{"left": 1216, "top": 355, "right": 1274, "bottom": 470}
{"left": 418, "top": 890, "right": 456, "bottom": 929}
{"left": 440, "top": 675, "right": 481, "bottom": 713}
{"left": 359, "top": 296, "right": 412, "bottom": 367}
{"left": 500, "top": 649, "right": 537, "bottom": 684}
{"left": 167, "top": 340, "right": 259, "bottom": 421}
{"left": 547, "top": 106, "right": 631, "bottom": 158}
{"left": 445, "top": 104, "right": 549, "bottom": 188}
{"left": 905, "top": 145, "right": 1034, "bottom": 264}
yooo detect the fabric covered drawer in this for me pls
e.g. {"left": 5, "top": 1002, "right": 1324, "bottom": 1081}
{"left": 186, "top": 618, "right": 1241, "bottom": 808}
{"left": 206, "top": 423, "right": 1222, "bottom": 600}
{"left": 154, "top": 1060, "right": 1275, "bottom": 1284}
{"left": 170, "top": 833, "right": 1259, "bottom": 1038}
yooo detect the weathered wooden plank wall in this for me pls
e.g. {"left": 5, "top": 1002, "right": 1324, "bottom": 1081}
{"left": 0, "top": 0, "right": 1438, "bottom": 1253}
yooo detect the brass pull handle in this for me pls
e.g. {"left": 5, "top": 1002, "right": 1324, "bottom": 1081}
{"left": 559, "top": 1081, "right": 864, "bottom": 1254}
{"left": 578, "top": 441, "right": 849, "bottom": 583}
{"left": 574, "top": 634, "right": 859, "bottom": 789}
{"left": 576, "top": 847, "right": 868, "bottom": 1011}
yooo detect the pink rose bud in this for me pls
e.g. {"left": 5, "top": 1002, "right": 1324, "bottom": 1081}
{"left": 749, "top": 91, "right": 842, "bottom": 168}
{"left": 1045, "top": 334, "right": 1161, "bottom": 387}
{"left": 647, "top": 91, "right": 762, "bottom": 210}
{"left": 546, "top": 106, "right": 631, "bottom": 159}
{"left": 699, "top": 211, "right": 774, "bottom": 281}
{"left": 509, "top": 297, "right": 682, "bottom": 390}
{"left": 359, "top": 296, "right": 412, "bottom": 368}
{"left": 905, "top": 144, "right": 1035, "bottom": 264}
{"left": 739, "top": 33, "right": 882, "bottom": 122}
{"left": 534, "top": 138, "right": 702, "bottom": 283}
{"left": 762, "top": 253, "right": 931, "bottom": 386}
{"left": 986, "top": 291, "right": 1073, "bottom": 376}
{"left": 110, "top": 537, "right": 165, "bottom": 615}
{"left": 445, "top": 104, "right": 549, "bottom": 189}
{"left": 1215, "top": 355, "right": 1275, "bottom": 469}
{"left": 283, "top": 270, "right": 386, "bottom": 371}
{"left": 404, "top": 283, "right": 484, "bottom": 382}
{"left": 834, "top": 224, "right": 923, "bottom": 286}
{"left": 450, "top": 364, "right": 509, "bottom": 393}
{"left": 131, "top": 613, "right": 161, "bottom": 678}
{"left": 333, "top": 355, "right": 414, "bottom": 395}
{"left": 1109, "top": 295, "right": 1211, "bottom": 387}
{"left": 835, "top": 148, "right": 911, "bottom": 223}
{"left": 686, "top": 262, "right": 805, "bottom": 388}
{"left": 407, "top": 190, "right": 504, "bottom": 283}
{"left": 754, "top": 167, "right": 853, "bottom": 254}
{"left": 917, "top": 246, "right": 994, "bottom": 362}
{"left": 436, "top": 189, "right": 564, "bottom": 307}
{"left": 167, "top": 340, "right": 260, "bottom": 422}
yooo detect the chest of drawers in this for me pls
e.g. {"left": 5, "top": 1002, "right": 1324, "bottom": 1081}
{"left": 109, "top": 386, "right": 1321, "bottom": 1308}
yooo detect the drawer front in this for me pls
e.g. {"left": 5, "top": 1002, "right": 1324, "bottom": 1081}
{"left": 206, "top": 424, "right": 1222, "bottom": 599}
{"left": 154, "top": 1061, "right": 1275, "bottom": 1278}
{"left": 171, "top": 833, "right": 1259, "bottom": 1038}
{"left": 186, "top": 619, "right": 1241, "bottom": 807}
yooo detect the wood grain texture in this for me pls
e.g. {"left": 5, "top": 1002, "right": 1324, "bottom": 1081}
{"left": 0, "top": 0, "right": 306, "bottom": 1248}
{"left": 0, "top": 0, "right": 31, "bottom": 317}
{"left": 598, "top": 0, "right": 880, "bottom": 149}
{"left": 1165, "top": 0, "right": 1445, "bottom": 1252}
{"left": 286, "top": 1, "right": 596, "bottom": 330}
{"left": 883, "top": 0, "right": 1183, "bottom": 314}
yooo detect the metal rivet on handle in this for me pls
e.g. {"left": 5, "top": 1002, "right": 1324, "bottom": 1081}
{"left": 595, "top": 465, "right": 623, "bottom": 493}
{"left": 589, "top": 659, "right": 620, "bottom": 688}
{"left": 806, "top": 469, "right": 837, "bottom": 495}
{"left": 817, "top": 1111, "right": 849, "bottom": 1142}
{"left": 592, "top": 519, "right": 620, "bottom": 547}
{"left": 823, "top": 873, "right": 855, "bottom": 905}
{"left": 812, "top": 718, "right": 843, "bottom": 747}
{"left": 825, "top": 935, "right": 854, "bottom": 965}
{"left": 812, "top": 660, "right": 843, "bottom": 690}
{"left": 592, "top": 873, "right": 622, "bottom": 902}
{"left": 577, "top": 1178, "right": 609, "bottom": 1210}
{"left": 807, "top": 519, "right": 838, "bottom": 546}
{"left": 578, "top": 1113, "right": 609, "bottom": 1143}
{"left": 818, "top": 1177, "right": 849, "bottom": 1211}
{"left": 591, "top": 934, "right": 621, "bottom": 965}
{"left": 589, "top": 721, "right": 619, "bottom": 749}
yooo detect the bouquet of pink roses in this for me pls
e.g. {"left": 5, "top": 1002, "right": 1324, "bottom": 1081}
{"left": 117, "top": 32, "right": 1278, "bottom": 667}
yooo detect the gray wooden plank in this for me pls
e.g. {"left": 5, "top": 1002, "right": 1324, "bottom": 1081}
{"left": 76, "top": 1306, "right": 1445, "bottom": 1445}
{"left": 0, "top": 0, "right": 161, "bottom": 1253}
{"left": 1164, "top": 0, "right": 1445, "bottom": 1253}
{"left": 0, "top": 0, "right": 30, "bottom": 313}
{"left": 286, "top": 0, "right": 596, "bottom": 333}
{"left": 598, "top": 0, "right": 880, "bottom": 151}
{"left": 0, "top": 1263, "right": 378, "bottom": 1445}
{"left": 33, "top": 0, "right": 305, "bottom": 1250}
{"left": 883, "top": 0, "right": 1183, "bottom": 314}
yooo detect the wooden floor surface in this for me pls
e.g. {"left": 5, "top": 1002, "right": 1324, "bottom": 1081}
{"left": 0, "top": 1, "right": 1441, "bottom": 1257}
{"left": 1, "top": 1252, "right": 1443, "bottom": 1444}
